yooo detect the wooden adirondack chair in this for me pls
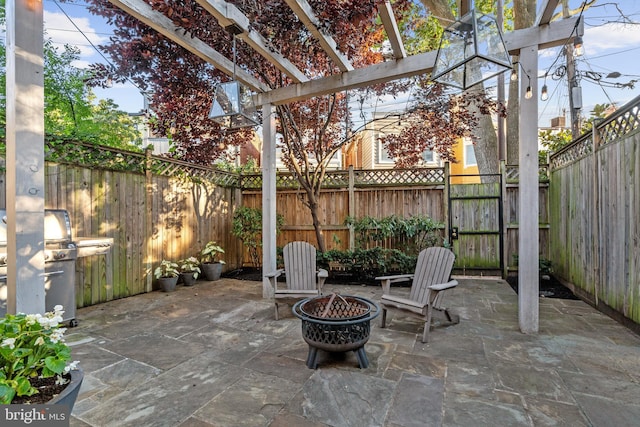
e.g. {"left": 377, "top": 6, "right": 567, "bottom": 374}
{"left": 376, "top": 247, "right": 459, "bottom": 342}
{"left": 266, "top": 241, "right": 328, "bottom": 320}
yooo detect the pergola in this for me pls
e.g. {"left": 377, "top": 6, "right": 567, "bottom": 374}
{"left": 5, "top": 0, "right": 581, "bottom": 334}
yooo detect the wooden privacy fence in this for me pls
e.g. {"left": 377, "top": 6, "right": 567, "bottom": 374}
{"left": 1, "top": 140, "right": 550, "bottom": 309}
{"left": 1, "top": 143, "right": 243, "bottom": 308}
{"left": 549, "top": 94, "right": 640, "bottom": 326}
{"left": 240, "top": 164, "right": 550, "bottom": 275}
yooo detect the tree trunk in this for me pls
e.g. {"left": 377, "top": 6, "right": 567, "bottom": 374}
{"left": 308, "top": 198, "right": 326, "bottom": 253}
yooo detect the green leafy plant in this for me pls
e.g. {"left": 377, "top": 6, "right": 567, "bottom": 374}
{"left": 232, "top": 207, "right": 284, "bottom": 269}
{"left": 178, "top": 256, "right": 201, "bottom": 279}
{"left": 345, "top": 214, "right": 443, "bottom": 255}
{"left": 154, "top": 260, "right": 180, "bottom": 279}
{"left": 0, "top": 306, "right": 79, "bottom": 404}
{"left": 200, "top": 242, "right": 225, "bottom": 264}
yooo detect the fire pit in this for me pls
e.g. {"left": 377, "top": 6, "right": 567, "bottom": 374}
{"left": 293, "top": 293, "right": 380, "bottom": 369}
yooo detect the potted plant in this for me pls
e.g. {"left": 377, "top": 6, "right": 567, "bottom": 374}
{"left": 178, "top": 256, "right": 201, "bottom": 286}
{"left": 0, "top": 305, "right": 83, "bottom": 407}
{"left": 200, "top": 241, "right": 225, "bottom": 281}
{"left": 154, "top": 259, "right": 180, "bottom": 292}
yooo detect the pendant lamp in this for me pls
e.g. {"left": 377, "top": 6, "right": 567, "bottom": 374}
{"left": 209, "top": 30, "right": 259, "bottom": 129}
{"left": 432, "top": 9, "right": 511, "bottom": 90}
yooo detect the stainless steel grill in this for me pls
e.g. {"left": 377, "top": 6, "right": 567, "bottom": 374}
{"left": 0, "top": 209, "right": 113, "bottom": 326}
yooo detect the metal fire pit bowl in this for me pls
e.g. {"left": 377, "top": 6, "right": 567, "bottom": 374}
{"left": 293, "top": 294, "right": 380, "bottom": 369}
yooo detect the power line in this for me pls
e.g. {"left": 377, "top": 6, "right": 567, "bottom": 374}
{"left": 51, "top": 0, "right": 144, "bottom": 93}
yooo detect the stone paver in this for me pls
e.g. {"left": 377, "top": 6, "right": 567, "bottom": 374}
{"left": 66, "top": 277, "right": 640, "bottom": 427}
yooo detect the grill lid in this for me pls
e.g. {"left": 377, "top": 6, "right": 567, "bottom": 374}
{"left": 0, "top": 209, "right": 72, "bottom": 245}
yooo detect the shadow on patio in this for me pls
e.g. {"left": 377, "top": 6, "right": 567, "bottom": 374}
{"left": 67, "top": 277, "right": 640, "bottom": 427}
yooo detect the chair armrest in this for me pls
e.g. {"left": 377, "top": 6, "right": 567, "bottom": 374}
{"left": 265, "top": 269, "right": 284, "bottom": 292}
{"left": 375, "top": 274, "right": 413, "bottom": 282}
{"left": 317, "top": 268, "right": 328, "bottom": 294}
{"left": 428, "top": 280, "right": 458, "bottom": 291}
{"left": 264, "top": 269, "right": 284, "bottom": 279}
{"left": 376, "top": 274, "right": 413, "bottom": 295}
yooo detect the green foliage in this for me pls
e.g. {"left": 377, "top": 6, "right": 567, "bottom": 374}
{"left": 215, "top": 157, "right": 259, "bottom": 174}
{"left": 0, "top": 306, "right": 79, "bottom": 404}
{"left": 0, "top": 36, "right": 142, "bottom": 151}
{"left": 538, "top": 128, "right": 573, "bottom": 164}
{"left": 154, "top": 260, "right": 180, "bottom": 279}
{"left": 345, "top": 214, "right": 443, "bottom": 254}
{"left": 232, "top": 207, "right": 284, "bottom": 268}
{"left": 200, "top": 242, "right": 225, "bottom": 264}
{"left": 318, "top": 247, "right": 418, "bottom": 281}
{"left": 177, "top": 257, "right": 201, "bottom": 279}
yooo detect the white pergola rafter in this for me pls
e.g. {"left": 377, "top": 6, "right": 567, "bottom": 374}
{"left": 194, "top": 0, "right": 309, "bottom": 84}
{"left": 254, "top": 16, "right": 581, "bottom": 106}
{"left": 108, "top": 0, "right": 268, "bottom": 92}
{"left": 283, "top": 0, "right": 354, "bottom": 72}
{"left": 378, "top": 0, "right": 406, "bottom": 60}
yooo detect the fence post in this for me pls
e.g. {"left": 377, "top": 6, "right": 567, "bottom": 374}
{"left": 144, "top": 148, "right": 153, "bottom": 292}
{"left": 348, "top": 165, "right": 355, "bottom": 251}
{"left": 500, "top": 160, "right": 508, "bottom": 279}
{"left": 592, "top": 120, "right": 602, "bottom": 306}
{"left": 443, "top": 162, "right": 450, "bottom": 245}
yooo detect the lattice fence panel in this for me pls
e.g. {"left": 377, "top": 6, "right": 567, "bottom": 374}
{"left": 354, "top": 168, "right": 444, "bottom": 186}
{"left": 549, "top": 136, "right": 592, "bottom": 170}
{"left": 597, "top": 105, "right": 640, "bottom": 147}
{"left": 45, "top": 141, "right": 147, "bottom": 173}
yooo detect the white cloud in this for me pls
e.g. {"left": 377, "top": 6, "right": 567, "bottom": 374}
{"left": 584, "top": 22, "right": 640, "bottom": 54}
{"left": 44, "top": 10, "right": 107, "bottom": 64}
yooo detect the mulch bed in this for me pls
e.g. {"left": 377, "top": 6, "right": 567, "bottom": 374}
{"left": 506, "top": 275, "right": 579, "bottom": 300}
{"left": 226, "top": 268, "right": 579, "bottom": 300}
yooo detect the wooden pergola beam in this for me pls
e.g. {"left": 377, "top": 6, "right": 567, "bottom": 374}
{"left": 283, "top": 0, "right": 354, "bottom": 72}
{"left": 108, "top": 0, "right": 269, "bottom": 92}
{"left": 194, "top": 0, "right": 309, "bottom": 83}
{"left": 255, "top": 16, "right": 581, "bottom": 106}
{"left": 378, "top": 0, "right": 406, "bottom": 60}
{"left": 535, "top": 0, "right": 561, "bottom": 26}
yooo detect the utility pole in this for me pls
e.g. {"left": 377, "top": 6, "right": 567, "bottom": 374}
{"left": 563, "top": 1, "right": 582, "bottom": 138}
{"left": 497, "top": 0, "right": 506, "bottom": 161}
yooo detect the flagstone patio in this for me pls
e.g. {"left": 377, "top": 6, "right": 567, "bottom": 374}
{"left": 66, "top": 277, "right": 640, "bottom": 427}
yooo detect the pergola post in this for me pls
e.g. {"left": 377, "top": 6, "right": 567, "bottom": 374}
{"left": 518, "top": 45, "right": 539, "bottom": 333}
{"left": 261, "top": 103, "right": 277, "bottom": 298}
{"left": 5, "top": 0, "right": 46, "bottom": 315}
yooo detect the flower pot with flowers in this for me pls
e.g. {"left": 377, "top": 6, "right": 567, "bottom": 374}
{"left": 200, "top": 242, "right": 225, "bottom": 281}
{"left": 154, "top": 260, "right": 180, "bottom": 292}
{"left": 178, "top": 256, "right": 201, "bottom": 286}
{"left": 0, "top": 305, "right": 82, "bottom": 407}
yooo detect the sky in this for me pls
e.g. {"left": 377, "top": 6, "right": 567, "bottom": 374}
{"left": 40, "top": 0, "right": 640, "bottom": 127}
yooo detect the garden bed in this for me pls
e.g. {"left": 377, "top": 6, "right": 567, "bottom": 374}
{"left": 506, "top": 275, "right": 579, "bottom": 300}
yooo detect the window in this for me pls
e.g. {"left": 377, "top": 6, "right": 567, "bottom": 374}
{"left": 464, "top": 140, "right": 477, "bottom": 167}
{"left": 422, "top": 150, "right": 434, "bottom": 163}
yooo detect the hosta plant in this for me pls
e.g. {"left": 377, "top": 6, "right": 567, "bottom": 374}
{"left": 178, "top": 256, "right": 201, "bottom": 279}
{"left": 0, "top": 305, "right": 79, "bottom": 404}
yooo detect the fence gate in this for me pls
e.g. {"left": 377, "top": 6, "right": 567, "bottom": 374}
{"left": 448, "top": 175, "right": 504, "bottom": 275}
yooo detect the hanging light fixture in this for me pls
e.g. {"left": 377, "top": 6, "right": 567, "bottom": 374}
{"left": 209, "top": 26, "right": 259, "bottom": 129}
{"left": 540, "top": 84, "right": 548, "bottom": 101}
{"left": 573, "top": 35, "right": 584, "bottom": 57}
{"left": 525, "top": 75, "right": 533, "bottom": 99}
{"left": 510, "top": 65, "right": 518, "bottom": 81}
{"left": 432, "top": 9, "right": 512, "bottom": 90}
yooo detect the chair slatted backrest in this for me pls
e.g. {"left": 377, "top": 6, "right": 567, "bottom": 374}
{"left": 283, "top": 241, "right": 318, "bottom": 291}
{"left": 409, "top": 247, "right": 456, "bottom": 305}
